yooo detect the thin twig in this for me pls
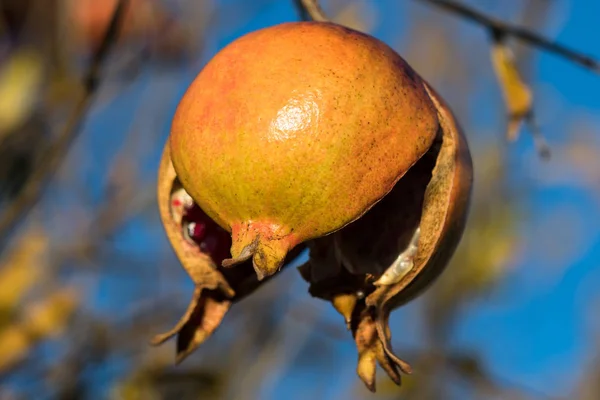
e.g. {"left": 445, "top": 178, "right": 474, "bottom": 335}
{"left": 418, "top": 0, "right": 600, "bottom": 74}
{"left": 295, "top": 0, "right": 330, "bottom": 22}
{"left": 0, "top": 0, "right": 130, "bottom": 252}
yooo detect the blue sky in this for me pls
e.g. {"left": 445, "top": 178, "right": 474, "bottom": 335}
{"left": 76, "top": 1, "right": 600, "bottom": 398}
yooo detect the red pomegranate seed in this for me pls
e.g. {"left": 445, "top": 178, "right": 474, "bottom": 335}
{"left": 188, "top": 221, "right": 207, "bottom": 242}
{"left": 182, "top": 203, "right": 232, "bottom": 264}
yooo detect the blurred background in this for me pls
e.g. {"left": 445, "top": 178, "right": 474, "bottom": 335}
{"left": 1, "top": 0, "right": 599, "bottom": 399}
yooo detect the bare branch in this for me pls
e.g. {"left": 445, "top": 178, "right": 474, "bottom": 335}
{"left": 295, "top": 0, "right": 329, "bottom": 22}
{"left": 0, "top": 0, "right": 130, "bottom": 252}
{"left": 417, "top": 0, "right": 600, "bottom": 74}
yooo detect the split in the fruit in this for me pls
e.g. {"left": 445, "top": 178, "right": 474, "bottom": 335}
{"left": 153, "top": 145, "right": 265, "bottom": 362}
{"left": 298, "top": 81, "right": 473, "bottom": 392}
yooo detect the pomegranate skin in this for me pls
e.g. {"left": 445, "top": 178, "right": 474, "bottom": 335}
{"left": 169, "top": 21, "right": 440, "bottom": 279}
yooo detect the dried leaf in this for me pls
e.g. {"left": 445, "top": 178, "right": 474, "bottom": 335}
{"left": 490, "top": 32, "right": 532, "bottom": 141}
{"left": 490, "top": 30, "right": 550, "bottom": 158}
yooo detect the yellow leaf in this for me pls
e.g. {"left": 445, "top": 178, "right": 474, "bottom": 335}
{"left": 0, "top": 227, "right": 48, "bottom": 313}
{"left": 0, "top": 48, "right": 44, "bottom": 137}
{"left": 0, "top": 325, "right": 31, "bottom": 372}
{"left": 0, "top": 287, "right": 78, "bottom": 373}
{"left": 23, "top": 288, "right": 79, "bottom": 340}
{"left": 110, "top": 380, "right": 161, "bottom": 400}
{"left": 490, "top": 34, "right": 532, "bottom": 142}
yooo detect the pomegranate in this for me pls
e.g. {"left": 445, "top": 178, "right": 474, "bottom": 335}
{"left": 169, "top": 21, "right": 440, "bottom": 280}
{"left": 66, "top": 0, "right": 176, "bottom": 53}
{"left": 159, "top": 21, "right": 473, "bottom": 390}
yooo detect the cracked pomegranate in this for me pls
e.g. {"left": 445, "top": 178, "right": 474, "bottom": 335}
{"left": 157, "top": 20, "right": 473, "bottom": 392}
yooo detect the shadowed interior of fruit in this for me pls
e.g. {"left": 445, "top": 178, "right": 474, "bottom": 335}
{"left": 298, "top": 131, "right": 443, "bottom": 391}
{"left": 176, "top": 190, "right": 286, "bottom": 294}
{"left": 179, "top": 198, "right": 232, "bottom": 265}
{"left": 301, "top": 130, "right": 441, "bottom": 297}
{"left": 171, "top": 180, "right": 277, "bottom": 288}
{"left": 335, "top": 135, "right": 440, "bottom": 281}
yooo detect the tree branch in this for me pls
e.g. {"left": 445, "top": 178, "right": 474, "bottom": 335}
{"left": 417, "top": 0, "right": 600, "bottom": 74}
{"left": 0, "top": 0, "right": 130, "bottom": 252}
{"left": 294, "top": 0, "right": 329, "bottom": 22}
